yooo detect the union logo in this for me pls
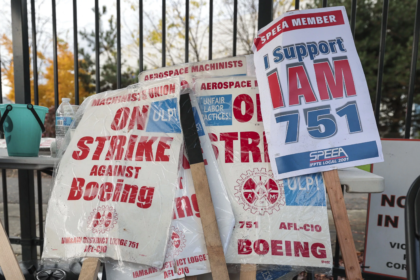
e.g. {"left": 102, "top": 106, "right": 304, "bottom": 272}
{"left": 86, "top": 205, "right": 118, "bottom": 234}
{"left": 234, "top": 168, "right": 285, "bottom": 215}
{"left": 165, "top": 226, "right": 186, "bottom": 259}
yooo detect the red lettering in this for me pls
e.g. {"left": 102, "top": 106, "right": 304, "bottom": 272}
{"left": 84, "top": 182, "right": 99, "bottom": 201}
{"left": 135, "top": 136, "right": 157, "bottom": 161}
{"left": 314, "top": 58, "right": 357, "bottom": 100}
{"left": 128, "top": 105, "right": 149, "bottom": 130}
{"left": 220, "top": 132, "right": 238, "bottom": 163}
{"left": 238, "top": 239, "right": 252, "bottom": 255}
{"left": 288, "top": 65, "right": 317, "bottom": 105}
{"left": 267, "top": 69, "right": 285, "bottom": 108}
{"left": 105, "top": 136, "right": 127, "bottom": 160}
{"left": 233, "top": 94, "right": 254, "bottom": 122}
{"left": 240, "top": 131, "right": 261, "bottom": 163}
{"left": 111, "top": 107, "right": 130, "bottom": 130}
{"left": 72, "top": 137, "right": 93, "bottom": 160}
{"left": 156, "top": 137, "right": 173, "bottom": 162}
{"left": 253, "top": 239, "right": 269, "bottom": 255}
{"left": 294, "top": 241, "right": 310, "bottom": 258}
{"left": 68, "top": 178, "right": 85, "bottom": 200}
{"left": 311, "top": 243, "right": 327, "bottom": 259}
{"left": 271, "top": 240, "right": 283, "bottom": 256}
{"left": 137, "top": 187, "right": 155, "bottom": 209}
{"left": 99, "top": 182, "right": 114, "bottom": 202}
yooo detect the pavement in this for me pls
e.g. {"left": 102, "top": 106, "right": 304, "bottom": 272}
{"left": 0, "top": 174, "right": 369, "bottom": 261}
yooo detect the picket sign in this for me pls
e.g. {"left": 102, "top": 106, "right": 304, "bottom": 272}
{"left": 251, "top": 6, "right": 380, "bottom": 279}
{"left": 0, "top": 222, "right": 24, "bottom": 280}
{"left": 180, "top": 93, "right": 229, "bottom": 280}
{"left": 323, "top": 170, "right": 362, "bottom": 280}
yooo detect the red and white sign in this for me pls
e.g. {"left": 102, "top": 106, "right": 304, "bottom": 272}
{"left": 364, "top": 139, "right": 420, "bottom": 279}
{"left": 43, "top": 78, "right": 183, "bottom": 267}
{"left": 196, "top": 76, "right": 332, "bottom": 268}
{"left": 139, "top": 56, "right": 248, "bottom": 89}
{"left": 252, "top": 7, "right": 383, "bottom": 180}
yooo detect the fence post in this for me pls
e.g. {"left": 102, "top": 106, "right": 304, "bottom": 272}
{"left": 258, "top": 0, "right": 273, "bottom": 30}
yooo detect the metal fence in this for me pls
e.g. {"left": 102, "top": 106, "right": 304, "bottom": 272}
{"left": 1, "top": 0, "right": 419, "bottom": 279}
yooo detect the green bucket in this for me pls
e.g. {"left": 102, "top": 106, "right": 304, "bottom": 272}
{"left": 0, "top": 104, "right": 48, "bottom": 157}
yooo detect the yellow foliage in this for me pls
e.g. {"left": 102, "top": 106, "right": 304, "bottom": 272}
{"left": 1, "top": 35, "right": 93, "bottom": 108}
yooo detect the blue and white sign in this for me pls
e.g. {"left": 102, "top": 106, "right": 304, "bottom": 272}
{"left": 198, "top": 95, "right": 232, "bottom": 126}
{"left": 252, "top": 6, "right": 383, "bottom": 179}
{"left": 146, "top": 98, "right": 182, "bottom": 133}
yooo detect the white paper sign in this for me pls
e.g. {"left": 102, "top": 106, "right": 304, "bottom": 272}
{"left": 196, "top": 76, "right": 332, "bottom": 269}
{"left": 252, "top": 7, "right": 383, "bottom": 179}
{"left": 139, "top": 56, "right": 248, "bottom": 89}
{"left": 364, "top": 140, "right": 420, "bottom": 279}
{"left": 43, "top": 78, "right": 183, "bottom": 267}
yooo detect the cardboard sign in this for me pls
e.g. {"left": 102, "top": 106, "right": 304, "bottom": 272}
{"left": 105, "top": 96, "right": 236, "bottom": 280}
{"left": 252, "top": 7, "right": 383, "bottom": 179}
{"left": 139, "top": 56, "right": 248, "bottom": 89}
{"left": 364, "top": 140, "right": 420, "bottom": 279}
{"left": 43, "top": 78, "right": 183, "bottom": 267}
{"left": 196, "top": 76, "right": 332, "bottom": 268}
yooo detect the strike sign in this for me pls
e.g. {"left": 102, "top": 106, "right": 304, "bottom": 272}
{"left": 252, "top": 7, "right": 383, "bottom": 179}
{"left": 43, "top": 78, "right": 183, "bottom": 267}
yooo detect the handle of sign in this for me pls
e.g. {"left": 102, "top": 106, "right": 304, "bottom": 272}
{"left": 0, "top": 221, "right": 24, "bottom": 280}
{"left": 189, "top": 162, "right": 230, "bottom": 280}
{"left": 239, "top": 264, "right": 257, "bottom": 280}
{"left": 323, "top": 170, "right": 363, "bottom": 280}
{"left": 79, "top": 257, "right": 101, "bottom": 280}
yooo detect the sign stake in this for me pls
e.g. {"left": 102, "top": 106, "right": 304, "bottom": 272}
{"left": 323, "top": 169, "right": 362, "bottom": 280}
{"left": 79, "top": 257, "right": 100, "bottom": 280}
{"left": 180, "top": 93, "right": 229, "bottom": 280}
{"left": 239, "top": 264, "right": 257, "bottom": 280}
{"left": 0, "top": 222, "right": 24, "bottom": 280}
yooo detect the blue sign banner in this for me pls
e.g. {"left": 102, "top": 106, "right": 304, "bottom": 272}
{"left": 146, "top": 98, "right": 182, "bottom": 133}
{"left": 275, "top": 141, "right": 379, "bottom": 174}
{"left": 198, "top": 94, "right": 232, "bottom": 126}
{"left": 283, "top": 173, "right": 326, "bottom": 207}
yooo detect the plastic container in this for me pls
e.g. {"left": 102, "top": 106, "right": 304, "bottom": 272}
{"left": 56, "top": 98, "right": 75, "bottom": 152}
{"left": 0, "top": 104, "right": 48, "bottom": 157}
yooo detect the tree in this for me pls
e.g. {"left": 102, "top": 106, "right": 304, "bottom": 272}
{"left": 307, "top": 0, "right": 420, "bottom": 138}
{"left": 78, "top": 6, "right": 139, "bottom": 93}
{"left": 1, "top": 34, "right": 93, "bottom": 108}
{"left": 126, "top": 0, "right": 210, "bottom": 68}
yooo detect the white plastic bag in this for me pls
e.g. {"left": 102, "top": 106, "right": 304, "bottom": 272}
{"left": 43, "top": 78, "right": 183, "bottom": 268}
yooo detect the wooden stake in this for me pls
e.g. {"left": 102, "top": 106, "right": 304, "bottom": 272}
{"left": 78, "top": 257, "right": 100, "bottom": 280}
{"left": 190, "top": 163, "right": 230, "bottom": 280}
{"left": 323, "top": 169, "right": 362, "bottom": 280}
{"left": 239, "top": 264, "right": 257, "bottom": 280}
{"left": 0, "top": 222, "right": 24, "bottom": 280}
{"left": 180, "top": 93, "right": 229, "bottom": 280}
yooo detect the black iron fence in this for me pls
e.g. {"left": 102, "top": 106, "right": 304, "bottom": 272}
{"left": 1, "top": 0, "right": 419, "bottom": 279}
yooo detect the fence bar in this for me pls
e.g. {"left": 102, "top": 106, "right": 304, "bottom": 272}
{"left": 374, "top": 0, "right": 389, "bottom": 125}
{"left": 322, "top": 0, "right": 328, "bottom": 8}
{"left": 73, "top": 0, "right": 79, "bottom": 105}
{"left": 11, "top": 0, "right": 31, "bottom": 104}
{"left": 52, "top": 0, "right": 59, "bottom": 109}
{"left": 162, "top": 0, "right": 166, "bottom": 67}
{"left": 350, "top": 0, "right": 357, "bottom": 37}
{"left": 31, "top": 0, "right": 38, "bottom": 105}
{"left": 295, "top": 0, "right": 299, "bottom": 10}
{"left": 209, "top": 0, "right": 213, "bottom": 60}
{"left": 37, "top": 171, "right": 43, "bottom": 255}
{"left": 95, "top": 0, "right": 100, "bottom": 94}
{"left": 233, "top": 0, "right": 237, "bottom": 56}
{"left": 185, "top": 0, "right": 189, "bottom": 63}
{"left": 1, "top": 171, "right": 8, "bottom": 235}
{"left": 139, "top": 0, "right": 143, "bottom": 72}
{"left": 405, "top": 0, "right": 420, "bottom": 139}
{"left": 257, "top": 0, "right": 272, "bottom": 30}
{"left": 117, "top": 0, "right": 121, "bottom": 89}
{"left": 0, "top": 39, "right": 9, "bottom": 237}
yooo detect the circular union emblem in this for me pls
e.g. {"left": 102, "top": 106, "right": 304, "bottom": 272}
{"left": 86, "top": 205, "right": 118, "bottom": 234}
{"left": 35, "top": 269, "right": 66, "bottom": 280}
{"left": 165, "top": 226, "right": 186, "bottom": 259}
{"left": 234, "top": 168, "right": 285, "bottom": 215}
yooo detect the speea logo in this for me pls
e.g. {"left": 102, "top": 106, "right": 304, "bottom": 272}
{"left": 309, "top": 147, "right": 349, "bottom": 167}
